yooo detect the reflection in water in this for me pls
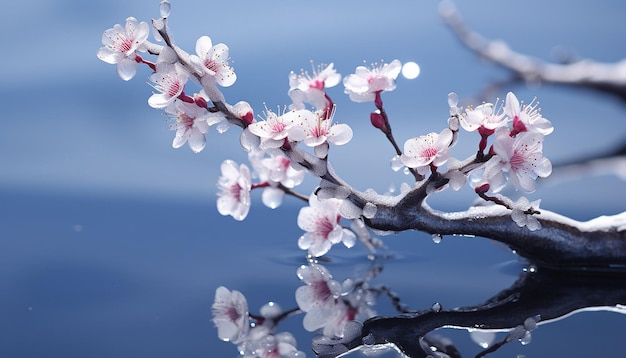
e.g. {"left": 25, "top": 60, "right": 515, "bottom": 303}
{"left": 313, "top": 266, "right": 626, "bottom": 357}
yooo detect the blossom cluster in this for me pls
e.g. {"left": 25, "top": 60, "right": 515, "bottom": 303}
{"left": 212, "top": 286, "right": 306, "bottom": 358}
{"left": 210, "top": 262, "right": 378, "bottom": 357}
{"left": 98, "top": 2, "right": 556, "bottom": 356}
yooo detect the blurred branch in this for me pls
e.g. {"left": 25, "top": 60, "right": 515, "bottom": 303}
{"left": 439, "top": 1, "right": 626, "bottom": 103}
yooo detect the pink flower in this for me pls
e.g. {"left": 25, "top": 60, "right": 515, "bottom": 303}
{"left": 492, "top": 130, "right": 552, "bottom": 193}
{"left": 217, "top": 160, "right": 252, "bottom": 221}
{"left": 461, "top": 102, "right": 507, "bottom": 132}
{"left": 504, "top": 92, "right": 553, "bottom": 136}
{"left": 190, "top": 36, "right": 237, "bottom": 87}
{"left": 302, "top": 110, "right": 353, "bottom": 156}
{"left": 297, "top": 194, "right": 356, "bottom": 257}
{"left": 97, "top": 17, "right": 149, "bottom": 80}
{"left": 511, "top": 197, "right": 542, "bottom": 231}
{"left": 212, "top": 286, "right": 249, "bottom": 344}
{"left": 165, "top": 100, "right": 224, "bottom": 153}
{"left": 295, "top": 263, "right": 342, "bottom": 333}
{"left": 248, "top": 151, "right": 305, "bottom": 209}
{"left": 247, "top": 109, "right": 308, "bottom": 150}
{"left": 289, "top": 63, "right": 341, "bottom": 110}
{"left": 343, "top": 60, "right": 402, "bottom": 102}
{"left": 400, "top": 128, "right": 453, "bottom": 175}
{"left": 147, "top": 62, "right": 188, "bottom": 109}
{"left": 241, "top": 327, "right": 305, "bottom": 358}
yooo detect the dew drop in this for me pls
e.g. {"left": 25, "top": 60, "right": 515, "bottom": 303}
{"left": 523, "top": 264, "right": 538, "bottom": 273}
{"left": 390, "top": 155, "right": 403, "bottom": 172}
{"left": 470, "top": 330, "right": 496, "bottom": 349}
{"left": 363, "top": 333, "right": 376, "bottom": 346}
{"left": 519, "top": 331, "right": 532, "bottom": 345}
{"left": 159, "top": 0, "right": 171, "bottom": 17}
{"left": 403, "top": 167, "right": 411, "bottom": 175}
{"left": 431, "top": 302, "right": 442, "bottom": 312}
{"left": 447, "top": 92, "right": 459, "bottom": 107}
{"left": 432, "top": 233, "right": 443, "bottom": 244}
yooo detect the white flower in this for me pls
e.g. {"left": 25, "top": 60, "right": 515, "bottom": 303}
{"left": 240, "top": 327, "right": 306, "bottom": 358}
{"left": 461, "top": 102, "right": 507, "bottom": 132}
{"left": 147, "top": 62, "right": 188, "bottom": 109}
{"left": 302, "top": 110, "right": 353, "bottom": 155}
{"left": 189, "top": 35, "right": 237, "bottom": 87}
{"left": 165, "top": 100, "right": 224, "bottom": 153}
{"left": 504, "top": 92, "right": 553, "bottom": 135}
{"left": 400, "top": 128, "right": 453, "bottom": 175}
{"left": 97, "top": 17, "right": 149, "bottom": 80}
{"left": 212, "top": 286, "right": 249, "bottom": 344}
{"left": 343, "top": 59, "right": 402, "bottom": 102}
{"left": 247, "top": 109, "right": 308, "bottom": 150}
{"left": 492, "top": 130, "right": 552, "bottom": 193}
{"left": 297, "top": 193, "right": 356, "bottom": 257}
{"left": 248, "top": 151, "right": 305, "bottom": 209}
{"left": 289, "top": 63, "right": 341, "bottom": 110}
{"left": 217, "top": 160, "right": 252, "bottom": 221}
{"left": 511, "top": 197, "right": 542, "bottom": 231}
{"left": 295, "top": 263, "right": 342, "bottom": 333}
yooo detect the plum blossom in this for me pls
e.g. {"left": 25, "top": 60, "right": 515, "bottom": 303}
{"left": 461, "top": 102, "right": 507, "bottom": 133}
{"left": 491, "top": 130, "right": 552, "bottom": 193}
{"left": 248, "top": 150, "right": 305, "bottom": 209}
{"left": 147, "top": 62, "right": 189, "bottom": 109}
{"left": 97, "top": 17, "right": 149, "bottom": 81}
{"left": 400, "top": 128, "right": 454, "bottom": 175}
{"left": 504, "top": 92, "right": 553, "bottom": 136}
{"left": 189, "top": 35, "right": 237, "bottom": 87}
{"left": 165, "top": 100, "right": 225, "bottom": 153}
{"left": 343, "top": 59, "right": 402, "bottom": 102}
{"left": 240, "top": 327, "right": 306, "bottom": 358}
{"left": 247, "top": 109, "right": 308, "bottom": 150}
{"left": 217, "top": 160, "right": 252, "bottom": 221}
{"left": 297, "top": 193, "right": 356, "bottom": 257}
{"left": 321, "top": 287, "right": 376, "bottom": 339}
{"left": 289, "top": 63, "right": 341, "bottom": 110}
{"left": 511, "top": 197, "right": 542, "bottom": 231}
{"left": 295, "top": 263, "right": 342, "bottom": 334}
{"left": 212, "top": 286, "right": 250, "bottom": 344}
{"left": 301, "top": 110, "right": 353, "bottom": 157}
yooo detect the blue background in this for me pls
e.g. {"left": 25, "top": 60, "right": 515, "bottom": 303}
{"left": 1, "top": 0, "right": 625, "bottom": 357}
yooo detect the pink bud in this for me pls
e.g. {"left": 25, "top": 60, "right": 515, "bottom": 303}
{"left": 370, "top": 110, "right": 387, "bottom": 131}
{"left": 475, "top": 183, "right": 490, "bottom": 194}
{"left": 194, "top": 95, "right": 208, "bottom": 108}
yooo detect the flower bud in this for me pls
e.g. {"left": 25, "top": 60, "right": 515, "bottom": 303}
{"left": 370, "top": 110, "right": 387, "bottom": 131}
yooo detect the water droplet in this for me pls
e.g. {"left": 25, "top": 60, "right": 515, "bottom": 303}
{"left": 431, "top": 302, "right": 442, "bottom": 312}
{"left": 159, "top": 0, "right": 171, "bottom": 17}
{"left": 519, "top": 331, "right": 532, "bottom": 345}
{"left": 523, "top": 264, "right": 538, "bottom": 273}
{"left": 390, "top": 155, "right": 403, "bottom": 172}
{"left": 403, "top": 167, "right": 411, "bottom": 175}
{"left": 447, "top": 92, "right": 459, "bottom": 107}
{"left": 363, "top": 333, "right": 376, "bottom": 346}
{"left": 432, "top": 233, "right": 443, "bottom": 244}
{"left": 470, "top": 330, "right": 496, "bottom": 349}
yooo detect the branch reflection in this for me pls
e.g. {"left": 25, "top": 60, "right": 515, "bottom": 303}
{"left": 313, "top": 267, "right": 626, "bottom": 357}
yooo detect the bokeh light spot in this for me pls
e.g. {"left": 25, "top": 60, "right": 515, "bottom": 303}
{"left": 402, "top": 61, "right": 421, "bottom": 79}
